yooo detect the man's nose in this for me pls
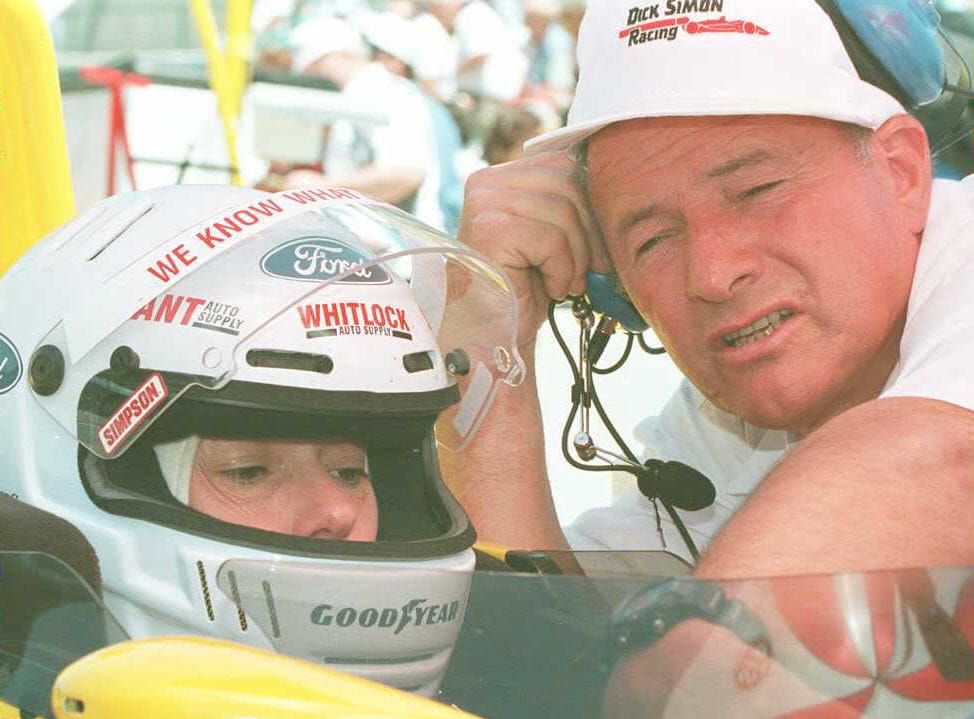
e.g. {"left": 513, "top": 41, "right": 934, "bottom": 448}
{"left": 295, "top": 475, "right": 357, "bottom": 540}
{"left": 683, "top": 220, "right": 761, "bottom": 303}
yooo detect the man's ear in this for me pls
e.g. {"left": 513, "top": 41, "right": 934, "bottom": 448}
{"left": 870, "top": 114, "right": 932, "bottom": 235}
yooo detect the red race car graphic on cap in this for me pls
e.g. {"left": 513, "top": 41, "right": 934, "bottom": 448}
{"left": 684, "top": 16, "right": 769, "bottom": 35}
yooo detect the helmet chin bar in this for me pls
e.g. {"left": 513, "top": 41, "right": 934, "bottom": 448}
{"left": 213, "top": 554, "right": 475, "bottom": 696}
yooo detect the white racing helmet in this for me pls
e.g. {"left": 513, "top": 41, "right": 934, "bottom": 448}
{"left": 0, "top": 184, "right": 524, "bottom": 696}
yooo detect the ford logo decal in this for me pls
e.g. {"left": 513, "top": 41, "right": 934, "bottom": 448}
{"left": 0, "top": 332, "right": 23, "bottom": 394}
{"left": 260, "top": 237, "right": 391, "bottom": 284}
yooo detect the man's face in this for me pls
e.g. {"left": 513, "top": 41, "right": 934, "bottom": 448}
{"left": 587, "top": 115, "right": 921, "bottom": 433}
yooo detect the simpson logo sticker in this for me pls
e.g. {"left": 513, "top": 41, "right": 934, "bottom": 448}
{"left": 64, "top": 187, "right": 384, "bottom": 361}
{"left": 260, "top": 237, "right": 391, "bottom": 285}
{"left": 619, "top": 2, "right": 768, "bottom": 46}
{"left": 309, "top": 598, "right": 461, "bottom": 635}
{"left": 98, "top": 373, "right": 168, "bottom": 454}
{"left": 0, "top": 333, "right": 22, "bottom": 395}
{"left": 131, "top": 294, "right": 244, "bottom": 336}
{"left": 297, "top": 301, "right": 413, "bottom": 340}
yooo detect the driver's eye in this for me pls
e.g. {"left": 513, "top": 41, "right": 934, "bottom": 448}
{"left": 330, "top": 467, "right": 369, "bottom": 486}
{"left": 220, "top": 465, "right": 268, "bottom": 485}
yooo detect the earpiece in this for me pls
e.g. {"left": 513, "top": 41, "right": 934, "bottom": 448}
{"left": 814, "top": 0, "right": 972, "bottom": 149}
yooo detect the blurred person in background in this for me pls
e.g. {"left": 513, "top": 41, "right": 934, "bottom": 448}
{"left": 559, "top": 0, "right": 585, "bottom": 42}
{"left": 482, "top": 106, "right": 542, "bottom": 166}
{"left": 422, "top": 0, "right": 529, "bottom": 142}
{"left": 280, "top": 16, "right": 445, "bottom": 228}
{"left": 481, "top": 101, "right": 561, "bottom": 166}
{"left": 522, "top": 0, "right": 576, "bottom": 117}
{"left": 353, "top": 10, "right": 466, "bottom": 234}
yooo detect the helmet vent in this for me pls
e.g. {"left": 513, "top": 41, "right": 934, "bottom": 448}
{"left": 85, "top": 202, "right": 155, "bottom": 261}
{"left": 262, "top": 580, "right": 282, "bottom": 638}
{"left": 246, "top": 349, "right": 333, "bottom": 375}
{"left": 226, "top": 570, "right": 249, "bottom": 632}
{"left": 196, "top": 560, "right": 215, "bottom": 621}
{"left": 403, "top": 351, "right": 435, "bottom": 373}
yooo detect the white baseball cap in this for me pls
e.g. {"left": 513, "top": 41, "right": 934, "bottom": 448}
{"left": 353, "top": 11, "right": 420, "bottom": 68}
{"left": 525, "top": 0, "right": 906, "bottom": 154}
{"left": 290, "top": 16, "right": 368, "bottom": 74}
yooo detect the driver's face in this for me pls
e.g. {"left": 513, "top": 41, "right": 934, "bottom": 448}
{"left": 189, "top": 438, "right": 378, "bottom": 541}
{"left": 588, "top": 115, "right": 921, "bottom": 433}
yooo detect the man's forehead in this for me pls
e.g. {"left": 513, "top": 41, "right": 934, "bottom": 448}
{"left": 587, "top": 114, "right": 837, "bottom": 183}
{"left": 593, "top": 113, "right": 840, "bottom": 147}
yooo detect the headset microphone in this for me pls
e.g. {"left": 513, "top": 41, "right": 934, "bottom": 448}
{"left": 552, "top": 296, "right": 714, "bottom": 561}
{"left": 639, "top": 460, "right": 716, "bottom": 513}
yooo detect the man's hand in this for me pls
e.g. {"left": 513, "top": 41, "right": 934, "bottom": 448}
{"left": 459, "top": 150, "right": 611, "bottom": 353}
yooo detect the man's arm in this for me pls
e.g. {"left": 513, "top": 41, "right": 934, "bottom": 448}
{"left": 696, "top": 396, "right": 974, "bottom": 579}
{"left": 439, "top": 348, "right": 568, "bottom": 550}
{"left": 440, "top": 151, "right": 610, "bottom": 549}
{"left": 284, "top": 166, "right": 424, "bottom": 206}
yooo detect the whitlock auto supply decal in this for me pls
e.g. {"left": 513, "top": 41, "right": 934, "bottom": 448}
{"left": 619, "top": 1, "right": 768, "bottom": 46}
{"left": 130, "top": 294, "right": 244, "bottom": 336}
{"left": 297, "top": 301, "right": 413, "bottom": 340}
{"left": 0, "top": 333, "right": 22, "bottom": 395}
{"left": 98, "top": 373, "right": 168, "bottom": 454}
{"left": 65, "top": 187, "right": 385, "bottom": 362}
{"left": 309, "top": 598, "right": 460, "bottom": 635}
{"left": 260, "top": 237, "right": 391, "bottom": 285}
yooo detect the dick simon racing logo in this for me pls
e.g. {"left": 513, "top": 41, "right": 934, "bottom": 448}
{"left": 619, "top": 1, "right": 769, "bottom": 46}
{"left": 309, "top": 598, "right": 461, "bottom": 635}
{"left": 260, "top": 237, "right": 391, "bottom": 285}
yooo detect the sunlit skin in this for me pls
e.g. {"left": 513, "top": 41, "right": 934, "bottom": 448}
{"left": 189, "top": 438, "right": 378, "bottom": 541}
{"left": 587, "top": 115, "right": 928, "bottom": 434}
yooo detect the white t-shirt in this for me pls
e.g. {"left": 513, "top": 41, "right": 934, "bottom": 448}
{"left": 453, "top": 0, "right": 528, "bottom": 102}
{"left": 566, "top": 177, "right": 974, "bottom": 560}
{"left": 324, "top": 64, "right": 445, "bottom": 229}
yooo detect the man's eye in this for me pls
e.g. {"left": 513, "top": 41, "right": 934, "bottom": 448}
{"left": 220, "top": 466, "right": 267, "bottom": 485}
{"left": 330, "top": 467, "right": 369, "bottom": 486}
{"left": 738, "top": 180, "right": 785, "bottom": 201}
{"left": 636, "top": 230, "right": 678, "bottom": 256}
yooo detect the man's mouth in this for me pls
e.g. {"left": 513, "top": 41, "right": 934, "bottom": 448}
{"left": 722, "top": 309, "right": 794, "bottom": 348}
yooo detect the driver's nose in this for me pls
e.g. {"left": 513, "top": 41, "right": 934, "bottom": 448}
{"left": 294, "top": 473, "right": 359, "bottom": 540}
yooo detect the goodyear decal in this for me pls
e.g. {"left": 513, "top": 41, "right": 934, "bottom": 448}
{"left": 619, "top": 2, "right": 768, "bottom": 46}
{"left": 297, "top": 301, "right": 412, "bottom": 340}
{"left": 261, "top": 237, "right": 391, "bottom": 285}
{"left": 309, "top": 598, "right": 460, "bottom": 635}
{"left": 98, "top": 373, "right": 168, "bottom": 454}
{"left": 0, "top": 333, "right": 22, "bottom": 394}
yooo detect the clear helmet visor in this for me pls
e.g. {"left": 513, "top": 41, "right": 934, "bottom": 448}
{"left": 30, "top": 189, "right": 524, "bottom": 459}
